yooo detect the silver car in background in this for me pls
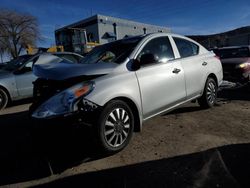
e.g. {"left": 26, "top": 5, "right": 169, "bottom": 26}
{"left": 31, "top": 33, "right": 223, "bottom": 153}
{"left": 0, "top": 52, "right": 83, "bottom": 110}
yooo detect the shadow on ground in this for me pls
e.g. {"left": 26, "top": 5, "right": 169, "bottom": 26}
{"left": 218, "top": 84, "right": 250, "bottom": 101}
{"left": 0, "top": 111, "right": 107, "bottom": 186}
{"left": 33, "top": 143, "right": 250, "bottom": 188}
{"left": 6, "top": 98, "right": 33, "bottom": 108}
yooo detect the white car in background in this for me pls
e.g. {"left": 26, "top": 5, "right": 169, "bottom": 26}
{"left": 0, "top": 52, "right": 83, "bottom": 110}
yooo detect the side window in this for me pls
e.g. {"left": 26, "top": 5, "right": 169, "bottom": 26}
{"left": 57, "top": 54, "right": 78, "bottom": 63}
{"left": 137, "top": 37, "right": 174, "bottom": 65}
{"left": 25, "top": 61, "right": 33, "bottom": 68}
{"left": 173, "top": 37, "right": 199, "bottom": 58}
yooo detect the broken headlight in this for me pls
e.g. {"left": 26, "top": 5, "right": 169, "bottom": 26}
{"left": 32, "top": 81, "right": 95, "bottom": 118}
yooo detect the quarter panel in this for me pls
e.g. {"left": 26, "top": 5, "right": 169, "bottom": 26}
{"left": 201, "top": 53, "right": 223, "bottom": 87}
{"left": 180, "top": 55, "right": 207, "bottom": 98}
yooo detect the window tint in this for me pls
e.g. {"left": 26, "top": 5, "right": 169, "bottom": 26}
{"left": 56, "top": 54, "right": 78, "bottom": 63}
{"left": 138, "top": 37, "right": 174, "bottom": 65}
{"left": 25, "top": 61, "right": 33, "bottom": 68}
{"left": 174, "top": 37, "right": 199, "bottom": 58}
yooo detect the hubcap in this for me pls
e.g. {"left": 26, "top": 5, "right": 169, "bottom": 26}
{"left": 0, "top": 94, "right": 3, "bottom": 106}
{"left": 207, "top": 81, "right": 216, "bottom": 104}
{"left": 104, "top": 108, "right": 130, "bottom": 148}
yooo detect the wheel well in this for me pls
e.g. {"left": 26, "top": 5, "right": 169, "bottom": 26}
{"left": 0, "top": 85, "right": 11, "bottom": 102}
{"left": 109, "top": 97, "right": 141, "bottom": 132}
{"left": 207, "top": 73, "right": 218, "bottom": 86}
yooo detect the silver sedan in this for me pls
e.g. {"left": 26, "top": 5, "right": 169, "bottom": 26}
{"left": 31, "top": 33, "right": 223, "bottom": 153}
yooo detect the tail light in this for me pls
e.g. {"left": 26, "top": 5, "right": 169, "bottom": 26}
{"left": 214, "top": 55, "right": 220, "bottom": 60}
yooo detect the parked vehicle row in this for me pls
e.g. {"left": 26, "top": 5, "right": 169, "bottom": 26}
{"left": 30, "top": 33, "right": 223, "bottom": 152}
{"left": 0, "top": 52, "right": 83, "bottom": 109}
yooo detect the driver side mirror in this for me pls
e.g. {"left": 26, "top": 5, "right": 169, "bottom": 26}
{"left": 131, "top": 59, "right": 141, "bottom": 71}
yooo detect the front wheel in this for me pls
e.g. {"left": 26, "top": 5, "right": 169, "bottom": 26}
{"left": 95, "top": 100, "right": 134, "bottom": 153}
{"left": 198, "top": 77, "right": 218, "bottom": 108}
{"left": 0, "top": 88, "right": 8, "bottom": 110}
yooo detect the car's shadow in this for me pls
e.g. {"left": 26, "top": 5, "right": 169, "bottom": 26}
{"left": 0, "top": 111, "right": 108, "bottom": 186}
{"left": 2, "top": 110, "right": 250, "bottom": 188}
{"left": 218, "top": 84, "right": 250, "bottom": 101}
{"left": 33, "top": 143, "right": 250, "bottom": 188}
{"left": 6, "top": 98, "right": 33, "bottom": 108}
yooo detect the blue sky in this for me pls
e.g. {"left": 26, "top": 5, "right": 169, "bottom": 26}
{"left": 0, "top": 0, "right": 250, "bottom": 47}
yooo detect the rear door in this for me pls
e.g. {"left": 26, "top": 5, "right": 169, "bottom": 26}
{"left": 172, "top": 37, "right": 206, "bottom": 98}
{"left": 135, "top": 36, "right": 186, "bottom": 119}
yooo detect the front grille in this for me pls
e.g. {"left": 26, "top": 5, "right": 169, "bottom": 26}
{"left": 31, "top": 78, "right": 71, "bottom": 111}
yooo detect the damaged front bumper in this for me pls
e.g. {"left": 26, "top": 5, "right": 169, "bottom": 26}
{"left": 31, "top": 98, "right": 101, "bottom": 122}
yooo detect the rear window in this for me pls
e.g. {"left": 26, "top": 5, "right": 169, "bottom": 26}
{"left": 213, "top": 47, "right": 250, "bottom": 59}
{"left": 173, "top": 37, "right": 199, "bottom": 58}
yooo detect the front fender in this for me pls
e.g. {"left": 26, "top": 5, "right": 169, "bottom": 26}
{"left": 0, "top": 76, "right": 18, "bottom": 100}
{"left": 84, "top": 72, "right": 143, "bottom": 122}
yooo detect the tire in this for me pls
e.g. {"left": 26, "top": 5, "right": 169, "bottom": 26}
{"left": 0, "top": 88, "right": 8, "bottom": 110}
{"left": 198, "top": 77, "right": 218, "bottom": 108}
{"left": 95, "top": 100, "right": 134, "bottom": 153}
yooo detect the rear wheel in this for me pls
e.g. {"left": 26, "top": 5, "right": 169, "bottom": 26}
{"left": 95, "top": 100, "right": 134, "bottom": 153}
{"left": 198, "top": 77, "right": 217, "bottom": 108}
{"left": 0, "top": 88, "right": 8, "bottom": 110}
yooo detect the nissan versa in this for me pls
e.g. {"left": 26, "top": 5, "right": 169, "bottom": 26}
{"left": 30, "top": 33, "right": 223, "bottom": 153}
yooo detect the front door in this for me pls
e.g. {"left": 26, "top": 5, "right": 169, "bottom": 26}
{"left": 15, "top": 61, "right": 37, "bottom": 98}
{"left": 135, "top": 36, "right": 186, "bottom": 119}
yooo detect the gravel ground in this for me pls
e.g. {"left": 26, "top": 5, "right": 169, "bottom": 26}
{"left": 0, "top": 85, "right": 249, "bottom": 188}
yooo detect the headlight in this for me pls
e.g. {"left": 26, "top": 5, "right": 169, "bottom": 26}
{"left": 237, "top": 63, "right": 250, "bottom": 69}
{"left": 32, "top": 81, "right": 95, "bottom": 118}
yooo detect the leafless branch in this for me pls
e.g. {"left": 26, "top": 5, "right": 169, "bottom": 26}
{"left": 0, "top": 9, "right": 40, "bottom": 59}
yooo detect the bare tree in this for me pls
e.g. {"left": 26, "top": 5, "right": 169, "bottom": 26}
{"left": 0, "top": 9, "right": 40, "bottom": 59}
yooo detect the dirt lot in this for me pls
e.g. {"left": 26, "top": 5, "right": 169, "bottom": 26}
{"left": 0, "top": 85, "right": 250, "bottom": 188}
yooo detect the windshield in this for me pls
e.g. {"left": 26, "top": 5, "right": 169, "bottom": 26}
{"left": 1, "top": 55, "right": 32, "bottom": 71}
{"left": 213, "top": 47, "right": 250, "bottom": 59}
{"left": 80, "top": 36, "right": 143, "bottom": 64}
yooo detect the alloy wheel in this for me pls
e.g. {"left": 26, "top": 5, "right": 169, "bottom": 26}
{"left": 207, "top": 81, "right": 216, "bottom": 104}
{"left": 0, "top": 93, "right": 3, "bottom": 109}
{"left": 104, "top": 108, "right": 131, "bottom": 148}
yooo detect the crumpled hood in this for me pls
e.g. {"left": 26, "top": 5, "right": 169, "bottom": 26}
{"left": 33, "top": 60, "right": 118, "bottom": 80}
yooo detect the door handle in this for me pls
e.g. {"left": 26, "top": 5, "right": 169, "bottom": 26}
{"left": 202, "top": 62, "right": 208, "bottom": 66}
{"left": 172, "top": 68, "right": 181, "bottom": 74}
